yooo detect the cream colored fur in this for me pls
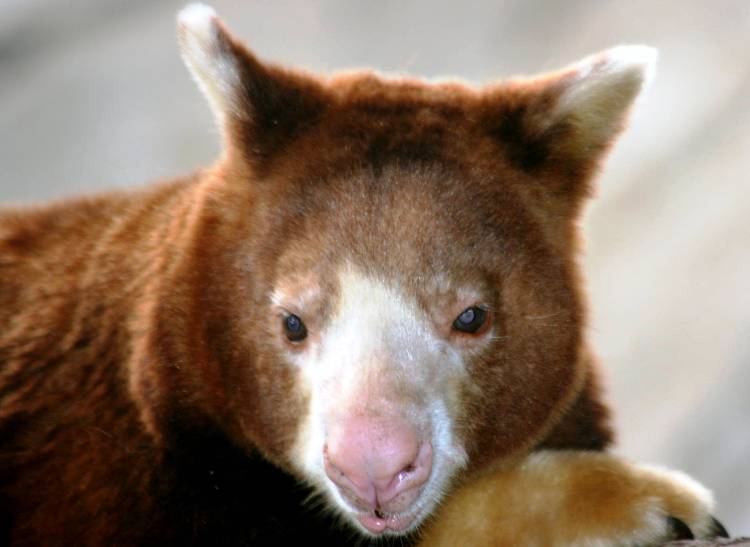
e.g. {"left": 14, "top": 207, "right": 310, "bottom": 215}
{"left": 419, "top": 450, "right": 715, "bottom": 547}
{"left": 178, "top": 4, "right": 244, "bottom": 125}
{"left": 287, "top": 266, "right": 470, "bottom": 535}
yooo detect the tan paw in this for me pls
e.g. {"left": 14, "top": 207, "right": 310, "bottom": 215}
{"left": 419, "top": 451, "right": 728, "bottom": 547}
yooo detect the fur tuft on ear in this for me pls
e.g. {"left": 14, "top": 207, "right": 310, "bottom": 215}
{"left": 176, "top": 4, "right": 327, "bottom": 167}
{"left": 549, "top": 45, "right": 657, "bottom": 160}
{"left": 177, "top": 3, "right": 247, "bottom": 124}
{"left": 482, "top": 44, "right": 656, "bottom": 209}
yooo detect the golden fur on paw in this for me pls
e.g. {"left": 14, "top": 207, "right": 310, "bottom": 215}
{"left": 419, "top": 450, "right": 716, "bottom": 547}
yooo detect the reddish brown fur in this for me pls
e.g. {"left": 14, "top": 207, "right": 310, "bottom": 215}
{"left": 0, "top": 12, "right": 637, "bottom": 546}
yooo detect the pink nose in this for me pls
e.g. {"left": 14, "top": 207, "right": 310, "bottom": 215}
{"left": 324, "top": 416, "right": 432, "bottom": 510}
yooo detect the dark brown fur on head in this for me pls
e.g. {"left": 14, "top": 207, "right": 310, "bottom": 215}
{"left": 0, "top": 4, "right": 655, "bottom": 544}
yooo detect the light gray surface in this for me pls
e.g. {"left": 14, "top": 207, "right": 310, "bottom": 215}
{"left": 1, "top": 0, "right": 749, "bottom": 535}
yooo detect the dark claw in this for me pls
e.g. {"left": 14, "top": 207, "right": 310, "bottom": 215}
{"left": 710, "top": 516, "right": 730, "bottom": 538}
{"left": 667, "top": 516, "right": 695, "bottom": 540}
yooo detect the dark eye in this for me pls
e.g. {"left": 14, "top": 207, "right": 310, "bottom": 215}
{"left": 284, "top": 314, "right": 308, "bottom": 342}
{"left": 452, "top": 306, "right": 487, "bottom": 334}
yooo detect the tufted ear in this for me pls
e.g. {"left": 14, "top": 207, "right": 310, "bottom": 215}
{"left": 177, "top": 3, "right": 327, "bottom": 165}
{"left": 483, "top": 46, "right": 657, "bottom": 202}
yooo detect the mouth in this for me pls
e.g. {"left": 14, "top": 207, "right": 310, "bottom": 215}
{"left": 355, "top": 508, "right": 420, "bottom": 535}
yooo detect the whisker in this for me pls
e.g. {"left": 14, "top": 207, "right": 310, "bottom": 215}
{"left": 524, "top": 311, "right": 565, "bottom": 321}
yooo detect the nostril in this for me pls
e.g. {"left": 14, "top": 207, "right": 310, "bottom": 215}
{"left": 324, "top": 446, "right": 355, "bottom": 484}
{"left": 324, "top": 450, "right": 377, "bottom": 509}
{"left": 396, "top": 463, "right": 416, "bottom": 482}
{"left": 380, "top": 441, "right": 432, "bottom": 499}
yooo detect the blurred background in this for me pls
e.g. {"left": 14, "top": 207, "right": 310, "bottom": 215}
{"left": 1, "top": 0, "right": 748, "bottom": 536}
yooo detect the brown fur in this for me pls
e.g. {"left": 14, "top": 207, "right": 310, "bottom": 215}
{"left": 0, "top": 7, "right": 716, "bottom": 547}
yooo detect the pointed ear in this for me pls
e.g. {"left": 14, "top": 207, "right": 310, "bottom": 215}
{"left": 177, "top": 4, "right": 327, "bottom": 165}
{"left": 484, "top": 45, "right": 656, "bottom": 195}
